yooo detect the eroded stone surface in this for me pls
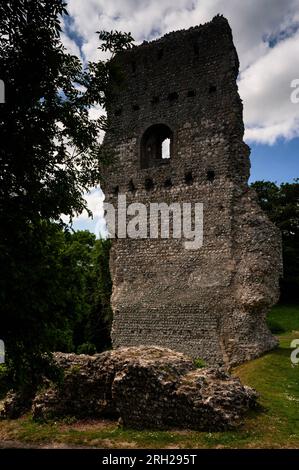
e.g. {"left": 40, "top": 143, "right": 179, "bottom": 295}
{"left": 31, "top": 347, "right": 257, "bottom": 430}
{"left": 114, "top": 366, "right": 257, "bottom": 430}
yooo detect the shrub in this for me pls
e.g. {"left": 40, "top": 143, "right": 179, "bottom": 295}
{"left": 77, "top": 343, "right": 97, "bottom": 355}
{"left": 194, "top": 358, "right": 206, "bottom": 369}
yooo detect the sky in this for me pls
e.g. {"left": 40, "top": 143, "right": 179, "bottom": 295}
{"left": 60, "top": 0, "right": 299, "bottom": 234}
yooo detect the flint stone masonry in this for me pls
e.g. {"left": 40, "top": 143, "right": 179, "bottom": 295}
{"left": 101, "top": 15, "right": 282, "bottom": 366}
{"left": 31, "top": 347, "right": 257, "bottom": 430}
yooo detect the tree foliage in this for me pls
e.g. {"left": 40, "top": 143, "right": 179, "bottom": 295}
{"left": 0, "top": 0, "right": 132, "bottom": 389}
{"left": 62, "top": 231, "right": 113, "bottom": 355}
{"left": 252, "top": 180, "right": 299, "bottom": 302}
{"left": 97, "top": 30, "right": 134, "bottom": 55}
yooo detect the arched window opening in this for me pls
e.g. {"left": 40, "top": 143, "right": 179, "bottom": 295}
{"left": 157, "top": 49, "right": 164, "bottom": 60}
{"left": 193, "top": 42, "right": 199, "bottom": 56}
{"left": 187, "top": 89, "right": 196, "bottom": 98}
{"left": 151, "top": 96, "right": 160, "bottom": 105}
{"left": 164, "top": 178, "right": 172, "bottom": 189}
{"left": 168, "top": 92, "right": 178, "bottom": 102}
{"left": 207, "top": 170, "right": 215, "bottom": 182}
{"left": 141, "top": 124, "right": 173, "bottom": 169}
{"left": 145, "top": 178, "right": 154, "bottom": 191}
{"left": 185, "top": 171, "right": 193, "bottom": 185}
{"left": 128, "top": 179, "right": 136, "bottom": 192}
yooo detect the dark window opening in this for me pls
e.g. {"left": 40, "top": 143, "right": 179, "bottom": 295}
{"left": 193, "top": 42, "right": 199, "bottom": 56}
{"left": 151, "top": 96, "right": 160, "bottom": 105}
{"left": 168, "top": 92, "right": 178, "bottom": 102}
{"left": 128, "top": 180, "right": 136, "bottom": 192}
{"left": 157, "top": 49, "right": 164, "bottom": 60}
{"left": 145, "top": 178, "right": 154, "bottom": 191}
{"left": 187, "top": 90, "right": 196, "bottom": 98}
{"left": 132, "top": 104, "right": 140, "bottom": 111}
{"left": 209, "top": 85, "right": 217, "bottom": 94}
{"left": 185, "top": 171, "right": 193, "bottom": 185}
{"left": 164, "top": 178, "right": 172, "bottom": 189}
{"left": 115, "top": 108, "right": 122, "bottom": 116}
{"left": 207, "top": 170, "right": 215, "bottom": 182}
{"left": 113, "top": 185, "right": 119, "bottom": 195}
{"left": 140, "top": 123, "right": 173, "bottom": 169}
{"left": 131, "top": 61, "right": 136, "bottom": 73}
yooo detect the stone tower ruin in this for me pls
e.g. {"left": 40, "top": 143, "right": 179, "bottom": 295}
{"left": 101, "top": 15, "right": 282, "bottom": 366}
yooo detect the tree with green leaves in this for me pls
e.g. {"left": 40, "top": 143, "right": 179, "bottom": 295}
{"left": 71, "top": 235, "right": 113, "bottom": 355}
{"left": 252, "top": 180, "right": 299, "bottom": 302}
{"left": 0, "top": 0, "right": 133, "bottom": 391}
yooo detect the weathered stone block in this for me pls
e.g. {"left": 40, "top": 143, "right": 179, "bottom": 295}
{"left": 31, "top": 347, "right": 257, "bottom": 430}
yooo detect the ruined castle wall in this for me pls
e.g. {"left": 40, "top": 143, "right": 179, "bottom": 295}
{"left": 101, "top": 16, "right": 282, "bottom": 366}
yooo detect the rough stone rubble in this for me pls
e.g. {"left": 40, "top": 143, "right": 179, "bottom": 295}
{"left": 29, "top": 347, "right": 257, "bottom": 430}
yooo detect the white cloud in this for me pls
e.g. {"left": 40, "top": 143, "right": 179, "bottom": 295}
{"left": 79, "top": 187, "right": 104, "bottom": 220}
{"left": 63, "top": 187, "right": 108, "bottom": 238}
{"left": 62, "top": 0, "right": 299, "bottom": 146}
{"left": 88, "top": 105, "right": 106, "bottom": 143}
{"left": 61, "top": 31, "right": 81, "bottom": 57}
{"left": 240, "top": 30, "right": 299, "bottom": 144}
{"left": 88, "top": 105, "right": 103, "bottom": 121}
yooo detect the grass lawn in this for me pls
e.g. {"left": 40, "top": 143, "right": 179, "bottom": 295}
{"left": 0, "top": 304, "right": 299, "bottom": 449}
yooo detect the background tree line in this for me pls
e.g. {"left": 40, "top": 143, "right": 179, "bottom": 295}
{"left": 252, "top": 180, "right": 299, "bottom": 303}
